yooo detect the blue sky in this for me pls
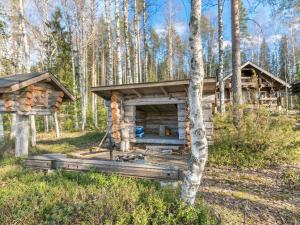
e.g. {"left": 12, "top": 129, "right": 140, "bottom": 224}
{"left": 150, "top": 0, "right": 294, "bottom": 47}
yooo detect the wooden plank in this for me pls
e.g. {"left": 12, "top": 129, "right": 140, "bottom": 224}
{"left": 25, "top": 155, "right": 181, "bottom": 181}
{"left": 124, "top": 97, "right": 186, "bottom": 106}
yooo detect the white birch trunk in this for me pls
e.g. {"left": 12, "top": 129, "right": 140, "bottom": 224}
{"left": 90, "top": 0, "right": 98, "bottom": 127}
{"left": 143, "top": 0, "right": 148, "bottom": 82}
{"left": 124, "top": 0, "right": 132, "bottom": 84}
{"left": 105, "top": 0, "right": 114, "bottom": 85}
{"left": 231, "top": 0, "right": 242, "bottom": 126}
{"left": 21, "top": 0, "right": 37, "bottom": 146}
{"left": 30, "top": 115, "right": 36, "bottom": 147}
{"left": 54, "top": 112, "right": 60, "bottom": 139}
{"left": 167, "top": 0, "right": 173, "bottom": 80}
{"left": 115, "top": 0, "right": 123, "bottom": 84}
{"left": 0, "top": 114, "right": 4, "bottom": 145}
{"left": 44, "top": 116, "right": 49, "bottom": 132}
{"left": 218, "top": 0, "right": 225, "bottom": 115}
{"left": 181, "top": 0, "right": 208, "bottom": 205}
{"left": 134, "top": 0, "right": 139, "bottom": 83}
{"left": 10, "top": 114, "right": 17, "bottom": 141}
{"left": 15, "top": 114, "right": 29, "bottom": 157}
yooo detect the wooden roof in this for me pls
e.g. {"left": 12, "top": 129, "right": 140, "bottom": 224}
{"left": 0, "top": 72, "right": 75, "bottom": 101}
{"left": 91, "top": 79, "right": 216, "bottom": 100}
{"left": 222, "top": 61, "right": 291, "bottom": 88}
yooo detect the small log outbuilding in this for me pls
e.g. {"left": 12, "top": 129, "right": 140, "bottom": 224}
{"left": 92, "top": 79, "right": 216, "bottom": 151}
{"left": 0, "top": 72, "right": 74, "bottom": 156}
{"left": 217, "top": 62, "right": 291, "bottom": 109}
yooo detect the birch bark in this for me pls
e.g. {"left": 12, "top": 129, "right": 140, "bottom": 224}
{"left": 105, "top": 0, "right": 114, "bottom": 85}
{"left": 115, "top": 0, "right": 123, "bottom": 84}
{"left": 167, "top": 0, "right": 173, "bottom": 80}
{"left": 124, "top": 0, "right": 132, "bottom": 83}
{"left": 0, "top": 114, "right": 4, "bottom": 145}
{"left": 181, "top": 0, "right": 208, "bottom": 205}
{"left": 90, "top": 0, "right": 98, "bottom": 127}
{"left": 142, "top": 0, "right": 148, "bottom": 82}
{"left": 134, "top": 0, "right": 139, "bottom": 83}
{"left": 218, "top": 0, "right": 225, "bottom": 115}
{"left": 231, "top": 0, "right": 242, "bottom": 126}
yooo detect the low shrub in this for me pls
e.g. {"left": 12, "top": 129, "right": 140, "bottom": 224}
{"left": 209, "top": 107, "right": 300, "bottom": 168}
{"left": 0, "top": 163, "right": 217, "bottom": 225}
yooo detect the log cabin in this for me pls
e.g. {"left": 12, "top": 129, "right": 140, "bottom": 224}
{"left": 92, "top": 79, "right": 216, "bottom": 151}
{"left": 0, "top": 72, "right": 74, "bottom": 156}
{"left": 217, "top": 61, "right": 291, "bottom": 109}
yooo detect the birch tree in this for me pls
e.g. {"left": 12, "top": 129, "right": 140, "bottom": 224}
{"left": 142, "top": 0, "right": 148, "bottom": 82}
{"left": 90, "top": 0, "right": 98, "bottom": 127}
{"left": 19, "top": 0, "right": 37, "bottom": 147}
{"left": 115, "top": 0, "right": 123, "bottom": 84}
{"left": 105, "top": 0, "right": 113, "bottom": 85}
{"left": 0, "top": 114, "right": 3, "bottom": 145}
{"left": 181, "top": 0, "right": 208, "bottom": 205}
{"left": 231, "top": 0, "right": 242, "bottom": 127}
{"left": 167, "top": 0, "right": 173, "bottom": 80}
{"left": 133, "top": 0, "right": 140, "bottom": 83}
{"left": 124, "top": 0, "right": 132, "bottom": 83}
{"left": 218, "top": 0, "right": 225, "bottom": 115}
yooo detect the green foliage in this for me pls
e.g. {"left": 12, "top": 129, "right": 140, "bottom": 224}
{"left": 0, "top": 163, "right": 217, "bottom": 225}
{"left": 209, "top": 107, "right": 300, "bottom": 168}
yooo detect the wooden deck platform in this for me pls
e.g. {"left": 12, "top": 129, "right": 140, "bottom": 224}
{"left": 25, "top": 153, "right": 184, "bottom": 181}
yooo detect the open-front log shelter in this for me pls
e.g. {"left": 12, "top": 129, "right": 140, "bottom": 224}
{"left": 92, "top": 79, "right": 216, "bottom": 151}
{"left": 0, "top": 72, "right": 74, "bottom": 156}
{"left": 217, "top": 61, "right": 291, "bottom": 109}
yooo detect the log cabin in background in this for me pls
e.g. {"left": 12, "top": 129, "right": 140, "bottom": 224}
{"left": 92, "top": 79, "right": 216, "bottom": 151}
{"left": 217, "top": 61, "right": 291, "bottom": 110}
{"left": 0, "top": 72, "right": 74, "bottom": 156}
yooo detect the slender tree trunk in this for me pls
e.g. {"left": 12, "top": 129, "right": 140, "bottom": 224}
{"left": 54, "top": 112, "right": 60, "bottom": 138}
{"left": 30, "top": 115, "right": 36, "bottom": 147}
{"left": 10, "top": 114, "right": 16, "bottom": 141}
{"left": 167, "top": 0, "right": 173, "bottom": 80}
{"left": 181, "top": 0, "right": 208, "bottom": 205}
{"left": 218, "top": 0, "right": 225, "bottom": 115}
{"left": 231, "top": 0, "right": 242, "bottom": 126}
{"left": 0, "top": 114, "right": 4, "bottom": 145}
{"left": 115, "top": 0, "right": 123, "bottom": 84}
{"left": 105, "top": 0, "right": 114, "bottom": 85}
{"left": 208, "top": 31, "right": 214, "bottom": 77}
{"left": 20, "top": 0, "right": 37, "bottom": 147}
{"left": 134, "top": 0, "right": 139, "bottom": 83}
{"left": 44, "top": 116, "right": 49, "bottom": 132}
{"left": 142, "top": 0, "right": 148, "bottom": 82}
{"left": 124, "top": 0, "right": 132, "bottom": 84}
{"left": 90, "top": 0, "right": 98, "bottom": 127}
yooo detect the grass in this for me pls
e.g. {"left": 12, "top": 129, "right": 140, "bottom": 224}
{"left": 0, "top": 131, "right": 217, "bottom": 225}
{"left": 208, "top": 108, "right": 300, "bottom": 168}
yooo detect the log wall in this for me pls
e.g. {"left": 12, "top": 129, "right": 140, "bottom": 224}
{"left": 0, "top": 82, "right": 65, "bottom": 115}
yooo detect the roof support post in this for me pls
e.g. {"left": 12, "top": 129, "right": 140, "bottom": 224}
{"left": 15, "top": 114, "right": 29, "bottom": 157}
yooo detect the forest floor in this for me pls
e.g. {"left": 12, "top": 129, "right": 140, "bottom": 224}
{"left": 200, "top": 165, "right": 300, "bottom": 225}
{"left": 1, "top": 131, "right": 299, "bottom": 224}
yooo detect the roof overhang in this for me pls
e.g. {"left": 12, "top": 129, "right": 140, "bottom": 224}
{"left": 91, "top": 79, "right": 216, "bottom": 100}
{"left": 0, "top": 72, "right": 75, "bottom": 101}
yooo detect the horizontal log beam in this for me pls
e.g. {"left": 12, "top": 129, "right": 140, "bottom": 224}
{"left": 25, "top": 154, "right": 182, "bottom": 181}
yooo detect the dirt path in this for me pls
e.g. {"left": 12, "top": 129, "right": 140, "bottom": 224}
{"left": 200, "top": 166, "right": 300, "bottom": 225}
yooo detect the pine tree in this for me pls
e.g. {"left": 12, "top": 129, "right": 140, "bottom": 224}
{"left": 259, "top": 39, "right": 271, "bottom": 71}
{"left": 279, "top": 35, "right": 289, "bottom": 81}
